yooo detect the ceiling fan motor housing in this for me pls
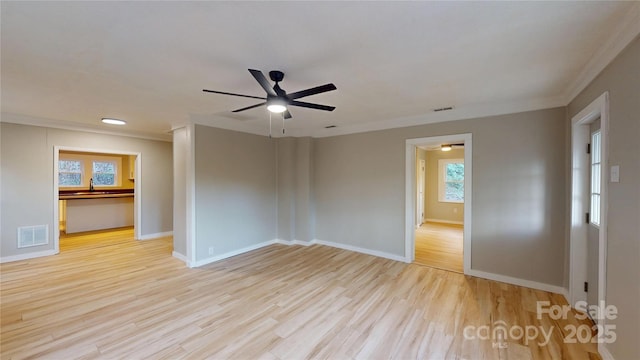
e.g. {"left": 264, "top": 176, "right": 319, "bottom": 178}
{"left": 269, "top": 70, "right": 285, "bottom": 83}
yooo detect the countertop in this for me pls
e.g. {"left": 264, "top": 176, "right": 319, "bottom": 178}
{"left": 59, "top": 189, "right": 134, "bottom": 200}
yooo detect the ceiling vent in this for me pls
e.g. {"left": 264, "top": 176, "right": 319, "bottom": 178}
{"left": 433, "top": 106, "right": 454, "bottom": 112}
{"left": 18, "top": 225, "right": 49, "bottom": 248}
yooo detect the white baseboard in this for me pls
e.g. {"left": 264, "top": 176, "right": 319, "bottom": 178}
{"left": 138, "top": 231, "right": 173, "bottom": 240}
{"left": 313, "top": 239, "right": 407, "bottom": 262}
{"left": 599, "top": 344, "right": 615, "bottom": 360}
{"left": 172, "top": 251, "right": 188, "bottom": 263}
{"left": 274, "top": 239, "right": 313, "bottom": 246}
{"left": 424, "top": 218, "right": 464, "bottom": 225}
{"left": 190, "top": 240, "right": 277, "bottom": 268}
{"left": 0, "top": 249, "right": 58, "bottom": 263}
{"left": 188, "top": 238, "right": 406, "bottom": 268}
{"left": 466, "top": 269, "right": 566, "bottom": 295}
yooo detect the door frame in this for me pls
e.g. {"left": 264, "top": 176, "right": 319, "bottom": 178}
{"left": 569, "top": 92, "right": 609, "bottom": 337}
{"left": 53, "top": 146, "right": 142, "bottom": 253}
{"left": 405, "top": 133, "right": 472, "bottom": 274}
{"left": 416, "top": 158, "right": 425, "bottom": 228}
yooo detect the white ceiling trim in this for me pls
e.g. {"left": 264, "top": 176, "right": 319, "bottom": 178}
{"left": 562, "top": 2, "right": 640, "bottom": 104}
{"left": 184, "top": 94, "right": 564, "bottom": 138}
{"left": 1, "top": 113, "right": 172, "bottom": 142}
{"left": 308, "top": 96, "right": 566, "bottom": 138}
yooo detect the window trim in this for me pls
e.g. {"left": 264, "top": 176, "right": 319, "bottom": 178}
{"left": 438, "top": 158, "right": 464, "bottom": 203}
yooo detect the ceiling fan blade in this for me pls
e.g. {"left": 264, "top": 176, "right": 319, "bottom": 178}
{"left": 232, "top": 102, "right": 266, "bottom": 113}
{"left": 248, "top": 69, "right": 276, "bottom": 96}
{"left": 289, "top": 100, "right": 335, "bottom": 111}
{"left": 287, "top": 83, "right": 337, "bottom": 100}
{"left": 284, "top": 110, "right": 292, "bottom": 119}
{"left": 203, "top": 89, "right": 265, "bottom": 100}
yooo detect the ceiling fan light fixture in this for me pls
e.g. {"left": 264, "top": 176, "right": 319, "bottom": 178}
{"left": 441, "top": 144, "right": 452, "bottom": 152}
{"left": 267, "top": 103, "right": 287, "bottom": 114}
{"left": 101, "top": 118, "right": 126, "bottom": 125}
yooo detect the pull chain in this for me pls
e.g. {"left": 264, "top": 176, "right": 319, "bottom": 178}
{"left": 282, "top": 112, "right": 285, "bottom": 135}
{"left": 269, "top": 112, "right": 272, "bottom": 138}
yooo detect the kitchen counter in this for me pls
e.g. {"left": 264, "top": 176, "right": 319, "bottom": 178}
{"left": 59, "top": 189, "right": 135, "bottom": 233}
{"left": 59, "top": 189, "right": 134, "bottom": 200}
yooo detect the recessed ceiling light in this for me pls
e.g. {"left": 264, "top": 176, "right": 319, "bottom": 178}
{"left": 101, "top": 118, "right": 126, "bottom": 125}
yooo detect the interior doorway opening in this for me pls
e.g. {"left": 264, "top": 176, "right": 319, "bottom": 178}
{"left": 405, "top": 134, "right": 472, "bottom": 274}
{"left": 54, "top": 146, "right": 141, "bottom": 253}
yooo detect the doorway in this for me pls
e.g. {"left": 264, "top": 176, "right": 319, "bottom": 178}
{"left": 405, "top": 134, "right": 472, "bottom": 274}
{"left": 53, "top": 146, "right": 141, "bottom": 253}
{"left": 569, "top": 93, "right": 608, "bottom": 337}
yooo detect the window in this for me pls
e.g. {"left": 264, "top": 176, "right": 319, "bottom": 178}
{"left": 92, "top": 161, "right": 117, "bottom": 186}
{"left": 590, "top": 131, "right": 601, "bottom": 226}
{"left": 438, "top": 159, "right": 464, "bottom": 203}
{"left": 58, "top": 154, "right": 122, "bottom": 188}
{"left": 58, "top": 160, "right": 83, "bottom": 187}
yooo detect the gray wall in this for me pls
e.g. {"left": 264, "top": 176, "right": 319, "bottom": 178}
{"left": 193, "top": 125, "right": 276, "bottom": 261}
{"left": 0, "top": 122, "right": 173, "bottom": 258}
{"left": 425, "top": 148, "right": 465, "bottom": 223}
{"left": 314, "top": 107, "right": 567, "bottom": 286}
{"left": 276, "top": 137, "right": 315, "bottom": 242}
{"left": 568, "top": 36, "right": 639, "bottom": 360}
{"left": 172, "top": 127, "right": 188, "bottom": 257}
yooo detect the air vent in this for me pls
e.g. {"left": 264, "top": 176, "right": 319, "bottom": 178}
{"left": 18, "top": 225, "right": 49, "bottom": 248}
{"left": 325, "top": 125, "right": 337, "bottom": 129}
{"left": 434, "top": 106, "right": 454, "bottom": 112}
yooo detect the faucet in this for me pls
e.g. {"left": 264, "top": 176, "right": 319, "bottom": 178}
{"left": 89, "top": 178, "right": 95, "bottom": 192}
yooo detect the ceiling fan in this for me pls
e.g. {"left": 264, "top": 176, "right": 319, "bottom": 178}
{"left": 203, "top": 69, "right": 337, "bottom": 119}
{"left": 441, "top": 143, "right": 464, "bottom": 151}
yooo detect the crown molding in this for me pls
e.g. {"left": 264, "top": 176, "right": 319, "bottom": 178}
{"left": 1, "top": 112, "right": 172, "bottom": 142}
{"left": 562, "top": 2, "right": 640, "bottom": 104}
{"left": 309, "top": 95, "right": 565, "bottom": 138}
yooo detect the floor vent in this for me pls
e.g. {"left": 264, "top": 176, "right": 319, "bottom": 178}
{"left": 18, "top": 225, "right": 49, "bottom": 248}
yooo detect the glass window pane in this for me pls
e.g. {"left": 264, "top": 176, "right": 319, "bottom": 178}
{"left": 93, "top": 173, "right": 115, "bottom": 185}
{"left": 591, "top": 194, "right": 600, "bottom": 226}
{"left": 591, "top": 163, "right": 600, "bottom": 194}
{"left": 445, "top": 181, "right": 464, "bottom": 202}
{"left": 59, "top": 160, "right": 82, "bottom": 173}
{"left": 93, "top": 161, "right": 115, "bottom": 174}
{"left": 446, "top": 163, "right": 464, "bottom": 182}
{"left": 592, "top": 132, "right": 601, "bottom": 164}
{"left": 59, "top": 173, "right": 82, "bottom": 186}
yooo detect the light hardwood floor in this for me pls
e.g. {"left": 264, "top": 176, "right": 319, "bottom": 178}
{"left": 415, "top": 222, "right": 464, "bottom": 273}
{"left": 1, "top": 228, "right": 600, "bottom": 359}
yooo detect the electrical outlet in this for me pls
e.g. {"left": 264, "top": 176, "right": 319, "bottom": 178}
{"left": 208, "top": 247, "right": 214, "bottom": 255}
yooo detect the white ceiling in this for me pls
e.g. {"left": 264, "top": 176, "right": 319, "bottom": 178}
{"left": 1, "top": 1, "right": 638, "bottom": 140}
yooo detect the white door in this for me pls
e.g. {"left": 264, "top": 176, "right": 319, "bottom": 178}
{"left": 416, "top": 159, "right": 425, "bottom": 227}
